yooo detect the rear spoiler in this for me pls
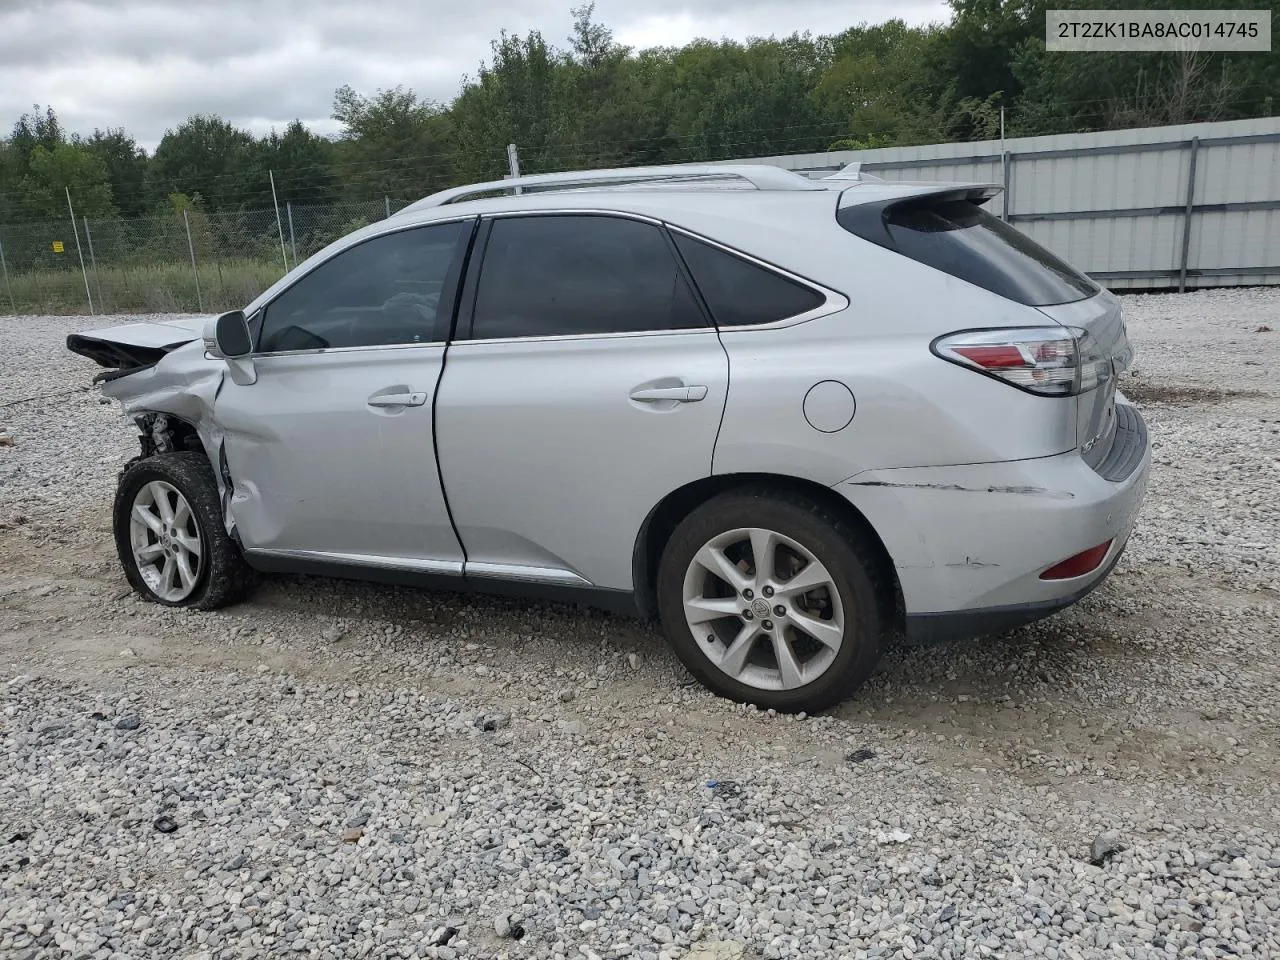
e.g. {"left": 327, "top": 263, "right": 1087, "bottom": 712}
{"left": 837, "top": 183, "right": 1003, "bottom": 250}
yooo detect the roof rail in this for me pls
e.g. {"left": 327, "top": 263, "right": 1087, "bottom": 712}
{"left": 398, "top": 164, "right": 825, "bottom": 214}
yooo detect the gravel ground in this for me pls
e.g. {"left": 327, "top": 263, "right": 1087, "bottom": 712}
{"left": 2, "top": 290, "right": 1279, "bottom": 960}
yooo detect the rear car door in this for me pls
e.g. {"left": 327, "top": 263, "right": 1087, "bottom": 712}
{"left": 214, "top": 217, "right": 475, "bottom": 571}
{"left": 434, "top": 212, "right": 729, "bottom": 593}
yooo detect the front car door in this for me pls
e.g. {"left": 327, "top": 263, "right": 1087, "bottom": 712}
{"left": 434, "top": 212, "right": 729, "bottom": 595}
{"left": 215, "top": 217, "right": 475, "bottom": 573}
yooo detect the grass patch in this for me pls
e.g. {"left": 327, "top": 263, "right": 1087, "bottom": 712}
{"left": 1, "top": 260, "right": 286, "bottom": 315}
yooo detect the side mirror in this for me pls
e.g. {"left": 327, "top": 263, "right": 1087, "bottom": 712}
{"left": 203, "top": 311, "right": 257, "bottom": 385}
{"left": 207, "top": 310, "right": 252, "bottom": 358}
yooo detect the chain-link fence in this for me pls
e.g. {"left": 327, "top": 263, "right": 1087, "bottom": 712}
{"left": 0, "top": 198, "right": 410, "bottom": 316}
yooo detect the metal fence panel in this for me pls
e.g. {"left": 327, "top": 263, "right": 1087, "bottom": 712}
{"left": 730, "top": 115, "right": 1280, "bottom": 292}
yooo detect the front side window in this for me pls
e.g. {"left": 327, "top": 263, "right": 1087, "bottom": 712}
{"left": 469, "top": 215, "right": 706, "bottom": 340}
{"left": 258, "top": 220, "right": 469, "bottom": 352}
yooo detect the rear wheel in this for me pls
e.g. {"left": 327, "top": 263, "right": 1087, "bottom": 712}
{"left": 657, "top": 489, "right": 888, "bottom": 712}
{"left": 113, "top": 451, "right": 254, "bottom": 610}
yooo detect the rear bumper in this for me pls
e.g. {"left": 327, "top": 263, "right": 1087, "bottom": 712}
{"left": 835, "top": 401, "right": 1151, "bottom": 640}
{"left": 902, "top": 541, "right": 1126, "bottom": 644}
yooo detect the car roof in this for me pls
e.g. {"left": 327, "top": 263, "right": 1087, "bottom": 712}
{"left": 388, "top": 177, "right": 1000, "bottom": 230}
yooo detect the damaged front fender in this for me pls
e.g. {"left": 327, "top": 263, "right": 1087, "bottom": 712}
{"left": 87, "top": 336, "right": 239, "bottom": 538}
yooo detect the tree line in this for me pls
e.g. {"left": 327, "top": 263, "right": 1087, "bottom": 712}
{"left": 1, "top": 0, "right": 1275, "bottom": 225}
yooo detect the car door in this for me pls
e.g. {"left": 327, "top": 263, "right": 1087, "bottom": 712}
{"left": 214, "top": 217, "right": 475, "bottom": 573}
{"left": 433, "top": 212, "right": 730, "bottom": 593}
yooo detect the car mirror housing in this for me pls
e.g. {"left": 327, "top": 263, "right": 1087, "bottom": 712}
{"left": 203, "top": 311, "right": 257, "bottom": 385}
{"left": 208, "top": 310, "right": 252, "bottom": 358}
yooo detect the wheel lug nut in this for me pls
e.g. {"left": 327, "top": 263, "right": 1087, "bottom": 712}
{"left": 762, "top": 620, "right": 774, "bottom": 631}
{"left": 762, "top": 585, "right": 774, "bottom": 598}
{"left": 774, "top": 605, "right": 786, "bottom": 616}
{"left": 743, "top": 610, "right": 753, "bottom": 620}
{"left": 743, "top": 589, "right": 753, "bottom": 600}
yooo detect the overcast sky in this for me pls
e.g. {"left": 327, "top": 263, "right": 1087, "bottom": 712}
{"left": 0, "top": 0, "right": 951, "bottom": 151}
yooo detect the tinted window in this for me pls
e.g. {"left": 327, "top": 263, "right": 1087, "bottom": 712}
{"left": 470, "top": 215, "right": 706, "bottom": 339}
{"left": 259, "top": 221, "right": 468, "bottom": 352}
{"left": 839, "top": 198, "right": 1097, "bottom": 306}
{"left": 673, "top": 232, "right": 825, "bottom": 327}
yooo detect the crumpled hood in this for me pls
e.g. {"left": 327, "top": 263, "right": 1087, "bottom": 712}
{"left": 66, "top": 315, "right": 209, "bottom": 373}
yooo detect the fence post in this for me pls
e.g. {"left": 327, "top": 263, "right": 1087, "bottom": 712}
{"left": 65, "top": 187, "right": 95, "bottom": 315}
{"left": 269, "top": 170, "right": 289, "bottom": 276}
{"left": 287, "top": 201, "right": 297, "bottom": 268}
{"left": 507, "top": 143, "right": 522, "bottom": 195}
{"left": 83, "top": 216, "right": 105, "bottom": 313}
{"left": 1001, "top": 151, "right": 1012, "bottom": 222}
{"left": 0, "top": 231, "right": 15, "bottom": 315}
{"left": 384, "top": 196, "right": 391, "bottom": 219}
{"left": 1178, "top": 137, "right": 1200, "bottom": 294}
{"left": 184, "top": 210, "right": 204, "bottom": 313}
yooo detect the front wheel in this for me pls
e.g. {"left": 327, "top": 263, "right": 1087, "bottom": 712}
{"left": 113, "top": 451, "right": 254, "bottom": 610}
{"left": 656, "top": 490, "right": 888, "bottom": 713}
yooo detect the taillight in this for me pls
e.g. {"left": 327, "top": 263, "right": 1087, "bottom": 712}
{"left": 933, "top": 327, "right": 1113, "bottom": 397}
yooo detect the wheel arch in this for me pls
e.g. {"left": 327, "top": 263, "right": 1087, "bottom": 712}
{"left": 631, "top": 472, "right": 904, "bottom": 629}
{"left": 130, "top": 410, "right": 205, "bottom": 460}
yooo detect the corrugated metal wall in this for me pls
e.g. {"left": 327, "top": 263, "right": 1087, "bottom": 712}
{"left": 721, "top": 117, "right": 1280, "bottom": 291}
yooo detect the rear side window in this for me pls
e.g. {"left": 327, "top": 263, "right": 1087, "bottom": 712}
{"left": 838, "top": 198, "right": 1097, "bottom": 306}
{"left": 469, "top": 215, "right": 706, "bottom": 339}
{"left": 673, "top": 233, "right": 825, "bottom": 327}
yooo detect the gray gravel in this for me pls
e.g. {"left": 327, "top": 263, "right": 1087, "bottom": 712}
{"left": 2, "top": 290, "right": 1280, "bottom": 959}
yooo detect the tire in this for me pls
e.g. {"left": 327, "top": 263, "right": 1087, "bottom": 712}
{"left": 656, "top": 488, "right": 889, "bottom": 713}
{"left": 113, "top": 451, "right": 254, "bottom": 610}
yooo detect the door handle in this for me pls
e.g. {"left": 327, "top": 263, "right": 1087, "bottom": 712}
{"left": 630, "top": 385, "right": 708, "bottom": 403}
{"left": 368, "top": 391, "right": 427, "bottom": 408}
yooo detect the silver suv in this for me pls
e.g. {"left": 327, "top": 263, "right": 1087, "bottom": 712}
{"left": 68, "top": 164, "right": 1150, "bottom": 712}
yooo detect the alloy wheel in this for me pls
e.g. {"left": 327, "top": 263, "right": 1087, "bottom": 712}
{"left": 129, "top": 480, "right": 203, "bottom": 602}
{"left": 681, "top": 526, "right": 845, "bottom": 691}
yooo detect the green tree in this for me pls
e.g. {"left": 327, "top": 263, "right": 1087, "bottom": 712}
{"left": 331, "top": 84, "right": 455, "bottom": 200}
{"left": 8, "top": 105, "right": 64, "bottom": 170}
{"left": 1, "top": 105, "right": 69, "bottom": 221}
{"left": 18, "top": 142, "right": 116, "bottom": 220}
{"left": 84, "top": 128, "right": 149, "bottom": 218}
{"left": 653, "top": 36, "right": 836, "bottom": 162}
{"left": 147, "top": 115, "right": 260, "bottom": 210}
{"left": 448, "top": 29, "right": 561, "bottom": 180}
{"left": 814, "top": 20, "right": 947, "bottom": 147}
{"left": 533, "top": 4, "right": 675, "bottom": 169}
{"left": 266, "top": 120, "right": 335, "bottom": 205}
